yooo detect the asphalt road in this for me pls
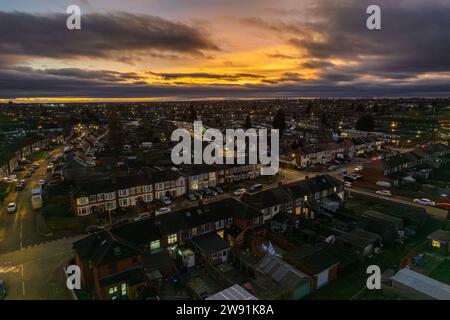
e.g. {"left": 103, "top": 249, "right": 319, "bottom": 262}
{"left": 0, "top": 148, "right": 62, "bottom": 254}
{"left": 346, "top": 187, "right": 448, "bottom": 220}
{"left": 0, "top": 236, "right": 80, "bottom": 300}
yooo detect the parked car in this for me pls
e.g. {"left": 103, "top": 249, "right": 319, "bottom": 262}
{"left": 112, "top": 218, "right": 130, "bottom": 227}
{"left": 212, "top": 186, "right": 224, "bottom": 194}
{"left": 135, "top": 212, "right": 152, "bottom": 221}
{"left": 193, "top": 191, "right": 203, "bottom": 200}
{"left": 0, "top": 279, "right": 6, "bottom": 299}
{"left": 354, "top": 165, "right": 364, "bottom": 172}
{"left": 160, "top": 195, "right": 172, "bottom": 205}
{"left": 436, "top": 203, "right": 450, "bottom": 209}
{"left": 413, "top": 198, "right": 435, "bottom": 206}
{"left": 327, "top": 165, "right": 337, "bottom": 171}
{"left": 187, "top": 192, "right": 198, "bottom": 201}
{"left": 47, "top": 164, "right": 54, "bottom": 172}
{"left": 15, "top": 182, "right": 26, "bottom": 191}
{"left": 376, "top": 190, "right": 392, "bottom": 196}
{"left": 38, "top": 179, "right": 46, "bottom": 186}
{"left": 6, "top": 203, "right": 17, "bottom": 214}
{"left": 344, "top": 181, "right": 352, "bottom": 188}
{"left": 155, "top": 207, "right": 171, "bottom": 215}
{"left": 85, "top": 225, "right": 105, "bottom": 234}
{"left": 233, "top": 188, "right": 246, "bottom": 196}
{"left": 248, "top": 184, "right": 263, "bottom": 193}
{"left": 32, "top": 163, "right": 40, "bottom": 169}
{"left": 24, "top": 172, "right": 32, "bottom": 179}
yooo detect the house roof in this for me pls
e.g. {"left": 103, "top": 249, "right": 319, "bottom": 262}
{"left": 338, "top": 228, "right": 381, "bottom": 248}
{"left": 190, "top": 231, "right": 230, "bottom": 255}
{"left": 73, "top": 230, "right": 141, "bottom": 266}
{"left": 391, "top": 268, "right": 450, "bottom": 300}
{"left": 427, "top": 229, "right": 450, "bottom": 243}
{"left": 112, "top": 218, "right": 161, "bottom": 245}
{"left": 206, "top": 284, "right": 258, "bottom": 300}
{"left": 287, "top": 243, "right": 344, "bottom": 275}
{"left": 242, "top": 174, "right": 342, "bottom": 209}
{"left": 255, "top": 255, "right": 310, "bottom": 289}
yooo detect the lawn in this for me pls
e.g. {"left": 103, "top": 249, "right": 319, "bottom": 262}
{"left": 429, "top": 260, "right": 450, "bottom": 285}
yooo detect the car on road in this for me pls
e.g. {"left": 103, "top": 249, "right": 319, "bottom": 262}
{"left": 32, "top": 163, "right": 40, "bottom": 169}
{"left": 233, "top": 188, "right": 246, "bottom": 196}
{"left": 0, "top": 279, "right": 6, "bottom": 299}
{"left": 6, "top": 203, "right": 17, "bottom": 214}
{"left": 85, "top": 225, "right": 106, "bottom": 234}
{"left": 327, "top": 165, "right": 337, "bottom": 171}
{"left": 354, "top": 165, "right": 364, "bottom": 172}
{"left": 155, "top": 207, "right": 171, "bottom": 215}
{"left": 2, "top": 176, "right": 17, "bottom": 183}
{"left": 112, "top": 218, "right": 130, "bottom": 227}
{"left": 47, "top": 164, "right": 54, "bottom": 172}
{"left": 38, "top": 179, "right": 46, "bottom": 186}
{"left": 160, "top": 195, "right": 172, "bottom": 205}
{"left": 436, "top": 203, "right": 450, "bottom": 209}
{"left": 15, "top": 182, "right": 26, "bottom": 191}
{"left": 248, "top": 184, "right": 263, "bottom": 193}
{"left": 413, "top": 198, "right": 435, "bottom": 206}
{"left": 376, "top": 190, "right": 392, "bottom": 196}
{"left": 135, "top": 212, "right": 152, "bottom": 221}
{"left": 29, "top": 168, "right": 36, "bottom": 174}
{"left": 344, "top": 181, "right": 352, "bottom": 188}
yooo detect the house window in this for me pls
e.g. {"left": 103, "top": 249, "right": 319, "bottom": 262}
{"left": 304, "top": 195, "right": 308, "bottom": 202}
{"left": 432, "top": 240, "right": 441, "bottom": 248}
{"left": 143, "top": 185, "right": 153, "bottom": 193}
{"left": 89, "top": 195, "right": 97, "bottom": 202}
{"left": 150, "top": 240, "right": 160, "bottom": 252}
{"left": 168, "top": 233, "right": 178, "bottom": 245}
{"left": 333, "top": 187, "right": 337, "bottom": 192}
{"left": 129, "top": 187, "right": 136, "bottom": 195}
{"left": 105, "top": 192, "right": 116, "bottom": 200}
{"left": 77, "top": 197, "right": 89, "bottom": 205}
{"left": 97, "top": 193, "right": 104, "bottom": 201}
{"left": 201, "top": 224, "right": 210, "bottom": 234}
{"left": 106, "top": 201, "right": 116, "bottom": 210}
{"left": 215, "top": 220, "right": 224, "bottom": 230}
{"left": 136, "top": 186, "right": 142, "bottom": 194}
{"left": 121, "top": 283, "right": 127, "bottom": 296}
{"left": 191, "top": 227, "right": 198, "bottom": 236}
{"left": 118, "top": 189, "right": 129, "bottom": 197}
{"left": 119, "top": 198, "right": 129, "bottom": 207}
{"left": 254, "top": 217, "right": 260, "bottom": 225}
{"left": 108, "top": 286, "right": 118, "bottom": 296}
{"left": 227, "top": 217, "right": 233, "bottom": 226}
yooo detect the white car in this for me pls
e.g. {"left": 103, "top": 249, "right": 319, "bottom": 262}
{"left": 344, "top": 181, "right": 352, "bottom": 188}
{"left": 38, "top": 179, "right": 46, "bottom": 186}
{"left": 233, "top": 188, "right": 246, "bottom": 196}
{"left": 160, "top": 196, "right": 172, "bottom": 205}
{"left": 376, "top": 190, "right": 392, "bottom": 196}
{"left": 413, "top": 198, "right": 435, "bottom": 206}
{"left": 155, "top": 207, "right": 171, "bottom": 216}
{"left": 6, "top": 203, "right": 17, "bottom": 213}
{"left": 354, "top": 165, "right": 364, "bottom": 172}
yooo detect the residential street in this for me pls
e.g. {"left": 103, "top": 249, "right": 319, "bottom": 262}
{"left": 0, "top": 236, "right": 80, "bottom": 300}
{"left": 0, "top": 147, "right": 64, "bottom": 254}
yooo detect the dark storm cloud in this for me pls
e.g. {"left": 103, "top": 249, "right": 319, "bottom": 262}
{"left": 0, "top": 11, "right": 218, "bottom": 59}
{"left": 2, "top": 66, "right": 450, "bottom": 99}
{"left": 148, "top": 71, "right": 264, "bottom": 82}
{"left": 244, "top": 0, "right": 450, "bottom": 80}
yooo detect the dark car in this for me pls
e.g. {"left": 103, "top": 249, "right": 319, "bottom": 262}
{"left": 248, "top": 184, "right": 263, "bottom": 193}
{"left": 15, "top": 182, "right": 26, "bottom": 191}
{"left": 0, "top": 279, "right": 6, "bottom": 299}
{"left": 85, "top": 225, "right": 105, "bottom": 234}
{"left": 111, "top": 218, "right": 130, "bottom": 227}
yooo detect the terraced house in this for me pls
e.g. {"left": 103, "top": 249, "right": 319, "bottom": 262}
{"left": 242, "top": 175, "right": 344, "bottom": 222}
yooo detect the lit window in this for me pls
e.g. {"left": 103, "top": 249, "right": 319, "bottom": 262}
{"left": 108, "top": 286, "right": 118, "bottom": 295}
{"left": 304, "top": 195, "right": 308, "bottom": 202}
{"left": 168, "top": 233, "right": 178, "bottom": 245}
{"left": 432, "top": 240, "right": 441, "bottom": 248}
{"left": 121, "top": 283, "right": 127, "bottom": 296}
{"left": 150, "top": 240, "right": 160, "bottom": 251}
{"left": 191, "top": 227, "right": 198, "bottom": 236}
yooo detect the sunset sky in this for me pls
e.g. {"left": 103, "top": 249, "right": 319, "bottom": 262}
{"left": 1, "top": 0, "right": 450, "bottom": 102}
